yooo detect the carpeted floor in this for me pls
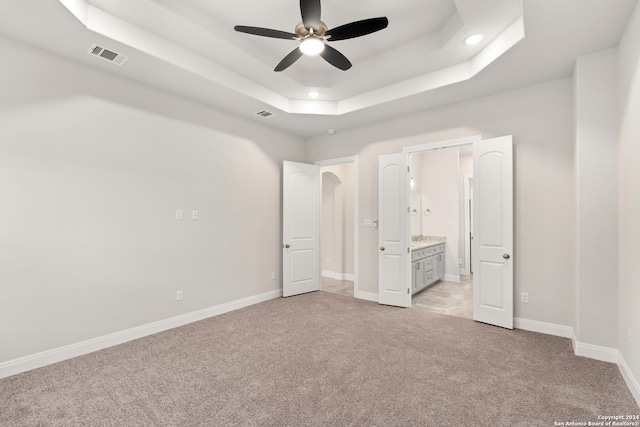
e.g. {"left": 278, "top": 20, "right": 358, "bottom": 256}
{"left": 1, "top": 292, "right": 637, "bottom": 426}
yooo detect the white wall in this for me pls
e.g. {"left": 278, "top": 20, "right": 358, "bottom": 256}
{"left": 0, "top": 36, "right": 306, "bottom": 364}
{"left": 574, "top": 49, "right": 619, "bottom": 349}
{"left": 618, "top": 1, "right": 640, "bottom": 396}
{"left": 322, "top": 171, "right": 342, "bottom": 275}
{"left": 307, "top": 79, "right": 576, "bottom": 327}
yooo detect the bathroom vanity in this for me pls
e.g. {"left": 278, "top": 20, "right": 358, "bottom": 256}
{"left": 411, "top": 240, "right": 445, "bottom": 294}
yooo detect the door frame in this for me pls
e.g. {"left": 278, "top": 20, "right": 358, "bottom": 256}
{"left": 462, "top": 174, "right": 473, "bottom": 276}
{"left": 402, "top": 135, "right": 481, "bottom": 304}
{"left": 315, "top": 156, "right": 360, "bottom": 300}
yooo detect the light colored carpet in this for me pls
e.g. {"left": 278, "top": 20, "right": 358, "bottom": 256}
{"left": 1, "top": 292, "right": 637, "bottom": 426}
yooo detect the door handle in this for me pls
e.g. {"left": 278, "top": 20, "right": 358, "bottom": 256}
{"left": 503, "top": 253, "right": 510, "bottom": 259}
{"left": 380, "top": 246, "right": 385, "bottom": 251}
{"left": 284, "top": 244, "right": 290, "bottom": 249}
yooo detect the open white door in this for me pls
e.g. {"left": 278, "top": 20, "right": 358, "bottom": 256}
{"left": 378, "top": 153, "right": 411, "bottom": 308}
{"left": 472, "top": 136, "right": 514, "bottom": 329}
{"left": 283, "top": 161, "right": 321, "bottom": 297}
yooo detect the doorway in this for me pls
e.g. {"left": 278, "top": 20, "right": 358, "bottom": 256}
{"left": 408, "top": 145, "right": 474, "bottom": 319}
{"left": 379, "top": 134, "right": 514, "bottom": 329}
{"left": 316, "top": 157, "right": 359, "bottom": 299}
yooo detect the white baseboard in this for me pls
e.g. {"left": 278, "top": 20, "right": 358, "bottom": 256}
{"left": 356, "top": 291, "right": 378, "bottom": 303}
{"left": 569, "top": 329, "right": 619, "bottom": 363}
{"left": 514, "top": 317, "right": 574, "bottom": 338}
{"left": 0, "top": 289, "right": 282, "bottom": 379}
{"left": 444, "top": 274, "right": 460, "bottom": 282}
{"left": 322, "top": 271, "right": 355, "bottom": 281}
{"left": 574, "top": 341, "right": 620, "bottom": 363}
{"left": 515, "top": 318, "right": 619, "bottom": 363}
{"left": 618, "top": 352, "right": 640, "bottom": 408}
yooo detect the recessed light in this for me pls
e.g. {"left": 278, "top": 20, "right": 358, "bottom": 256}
{"left": 464, "top": 34, "right": 484, "bottom": 46}
{"left": 308, "top": 91, "right": 320, "bottom": 98}
{"left": 327, "top": 129, "right": 336, "bottom": 135}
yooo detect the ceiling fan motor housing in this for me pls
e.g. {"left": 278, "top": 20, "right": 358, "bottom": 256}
{"left": 295, "top": 21, "right": 328, "bottom": 38}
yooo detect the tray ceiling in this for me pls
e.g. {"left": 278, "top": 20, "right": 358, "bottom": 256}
{"left": 0, "top": 0, "right": 637, "bottom": 137}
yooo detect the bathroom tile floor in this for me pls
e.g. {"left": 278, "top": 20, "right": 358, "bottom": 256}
{"left": 321, "top": 275, "right": 473, "bottom": 321}
{"left": 412, "top": 275, "right": 473, "bottom": 319}
{"left": 321, "top": 277, "right": 354, "bottom": 297}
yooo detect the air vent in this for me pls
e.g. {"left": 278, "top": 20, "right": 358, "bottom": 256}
{"left": 255, "top": 110, "right": 275, "bottom": 118}
{"left": 87, "top": 44, "right": 129, "bottom": 66}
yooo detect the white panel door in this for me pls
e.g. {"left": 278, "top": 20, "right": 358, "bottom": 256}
{"left": 283, "top": 161, "right": 321, "bottom": 297}
{"left": 472, "top": 136, "right": 514, "bottom": 329}
{"left": 378, "top": 153, "right": 411, "bottom": 308}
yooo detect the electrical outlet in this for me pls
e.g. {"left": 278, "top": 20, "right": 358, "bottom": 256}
{"left": 176, "top": 210, "right": 183, "bottom": 220}
{"left": 521, "top": 292, "right": 529, "bottom": 303}
{"left": 271, "top": 272, "right": 276, "bottom": 280}
{"left": 192, "top": 210, "right": 198, "bottom": 220}
{"left": 176, "top": 290, "right": 183, "bottom": 301}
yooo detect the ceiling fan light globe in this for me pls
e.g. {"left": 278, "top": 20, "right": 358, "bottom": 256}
{"left": 300, "top": 38, "right": 325, "bottom": 56}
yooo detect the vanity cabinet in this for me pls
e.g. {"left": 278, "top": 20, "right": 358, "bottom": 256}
{"left": 435, "top": 253, "right": 444, "bottom": 281}
{"left": 412, "top": 259, "right": 425, "bottom": 290}
{"left": 411, "top": 243, "right": 445, "bottom": 294}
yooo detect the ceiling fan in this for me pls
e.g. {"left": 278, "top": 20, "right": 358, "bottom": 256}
{"left": 234, "top": 0, "right": 389, "bottom": 72}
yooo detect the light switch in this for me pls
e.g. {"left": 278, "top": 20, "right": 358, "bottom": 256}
{"left": 176, "top": 210, "right": 183, "bottom": 220}
{"left": 363, "top": 219, "right": 373, "bottom": 227}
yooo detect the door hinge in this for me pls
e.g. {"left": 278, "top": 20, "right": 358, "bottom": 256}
{"left": 407, "top": 247, "right": 409, "bottom": 253}
{"left": 408, "top": 206, "right": 410, "bottom": 213}
{"left": 407, "top": 288, "right": 410, "bottom": 294}
{"left": 407, "top": 166, "right": 410, "bottom": 173}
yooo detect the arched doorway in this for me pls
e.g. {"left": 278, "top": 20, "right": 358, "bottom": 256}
{"left": 321, "top": 164, "right": 355, "bottom": 297}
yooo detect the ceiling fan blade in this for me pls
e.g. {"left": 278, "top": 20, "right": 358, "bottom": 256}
{"left": 300, "top": 0, "right": 321, "bottom": 32}
{"left": 326, "top": 17, "right": 389, "bottom": 41}
{"left": 234, "top": 26, "right": 297, "bottom": 40}
{"left": 319, "top": 45, "right": 352, "bottom": 71}
{"left": 275, "top": 48, "right": 304, "bottom": 72}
